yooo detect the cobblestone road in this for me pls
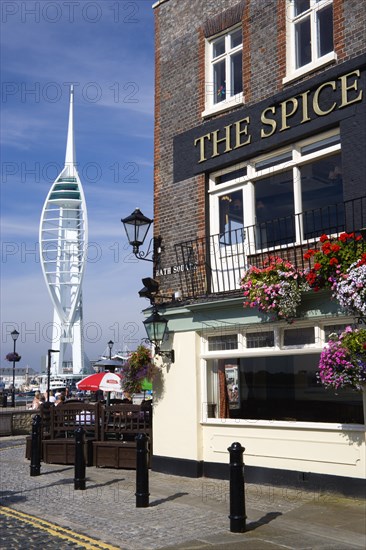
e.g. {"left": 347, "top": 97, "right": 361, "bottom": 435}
{"left": 1, "top": 437, "right": 365, "bottom": 550}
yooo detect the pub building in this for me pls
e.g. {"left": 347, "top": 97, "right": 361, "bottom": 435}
{"left": 147, "top": 0, "right": 366, "bottom": 495}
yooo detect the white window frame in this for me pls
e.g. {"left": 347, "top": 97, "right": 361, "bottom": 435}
{"left": 201, "top": 318, "right": 361, "bottom": 428}
{"left": 208, "top": 128, "right": 341, "bottom": 251}
{"left": 203, "top": 25, "right": 244, "bottom": 119}
{"left": 284, "top": 0, "right": 337, "bottom": 84}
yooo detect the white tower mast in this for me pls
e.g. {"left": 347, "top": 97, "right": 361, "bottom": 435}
{"left": 39, "top": 86, "right": 88, "bottom": 375}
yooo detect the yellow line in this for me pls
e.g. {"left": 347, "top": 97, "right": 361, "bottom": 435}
{"left": 0, "top": 506, "right": 121, "bottom": 549}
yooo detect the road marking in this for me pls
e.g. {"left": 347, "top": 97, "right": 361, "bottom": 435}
{"left": 0, "top": 506, "right": 121, "bottom": 549}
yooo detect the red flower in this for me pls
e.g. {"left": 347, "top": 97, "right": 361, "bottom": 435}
{"left": 331, "top": 244, "right": 340, "bottom": 253}
{"left": 314, "top": 263, "right": 321, "bottom": 270}
{"left": 339, "top": 233, "right": 348, "bottom": 242}
{"left": 329, "top": 258, "right": 338, "bottom": 266}
{"left": 304, "top": 249, "right": 316, "bottom": 260}
{"left": 319, "top": 234, "right": 329, "bottom": 243}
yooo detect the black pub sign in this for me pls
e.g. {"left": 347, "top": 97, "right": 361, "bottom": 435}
{"left": 173, "top": 55, "right": 366, "bottom": 182}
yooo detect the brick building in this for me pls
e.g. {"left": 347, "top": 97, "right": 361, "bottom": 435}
{"left": 147, "top": 0, "right": 366, "bottom": 495}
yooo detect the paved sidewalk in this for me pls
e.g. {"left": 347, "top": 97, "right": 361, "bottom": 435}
{"left": 0, "top": 436, "right": 365, "bottom": 549}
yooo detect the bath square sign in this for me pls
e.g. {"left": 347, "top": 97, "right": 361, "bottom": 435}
{"left": 155, "top": 262, "right": 196, "bottom": 277}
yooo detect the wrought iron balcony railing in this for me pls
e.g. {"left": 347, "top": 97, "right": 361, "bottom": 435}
{"left": 174, "top": 196, "right": 366, "bottom": 300}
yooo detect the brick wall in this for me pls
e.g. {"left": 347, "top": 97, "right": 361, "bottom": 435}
{"left": 153, "top": 0, "right": 366, "bottom": 298}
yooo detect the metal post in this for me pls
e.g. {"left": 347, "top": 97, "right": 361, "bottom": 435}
{"left": 135, "top": 433, "right": 149, "bottom": 507}
{"left": 12, "top": 340, "right": 16, "bottom": 408}
{"left": 228, "top": 441, "right": 246, "bottom": 533}
{"left": 47, "top": 349, "right": 59, "bottom": 402}
{"left": 74, "top": 427, "right": 86, "bottom": 490}
{"left": 30, "top": 415, "right": 42, "bottom": 476}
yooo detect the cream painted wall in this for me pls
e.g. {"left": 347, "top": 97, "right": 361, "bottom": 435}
{"left": 153, "top": 331, "right": 203, "bottom": 460}
{"left": 202, "top": 423, "right": 366, "bottom": 479}
{"left": 152, "top": 327, "right": 365, "bottom": 481}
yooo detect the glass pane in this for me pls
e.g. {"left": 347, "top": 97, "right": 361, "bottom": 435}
{"left": 294, "top": 0, "right": 310, "bottom": 16}
{"left": 301, "top": 153, "right": 344, "bottom": 238}
{"left": 214, "top": 60, "right": 226, "bottom": 104}
{"left": 255, "top": 170, "right": 295, "bottom": 248}
{"left": 283, "top": 327, "right": 315, "bottom": 346}
{"left": 317, "top": 5, "right": 333, "bottom": 57}
{"left": 324, "top": 324, "right": 349, "bottom": 340}
{"left": 231, "top": 28, "right": 242, "bottom": 48}
{"left": 247, "top": 331, "right": 274, "bottom": 348}
{"left": 295, "top": 18, "right": 311, "bottom": 68}
{"left": 208, "top": 334, "right": 238, "bottom": 351}
{"left": 234, "top": 354, "right": 363, "bottom": 422}
{"left": 219, "top": 190, "right": 243, "bottom": 235}
{"left": 216, "top": 167, "right": 247, "bottom": 185}
{"left": 213, "top": 37, "right": 225, "bottom": 58}
{"left": 300, "top": 134, "right": 340, "bottom": 155}
{"left": 255, "top": 151, "right": 292, "bottom": 170}
{"left": 231, "top": 51, "right": 243, "bottom": 96}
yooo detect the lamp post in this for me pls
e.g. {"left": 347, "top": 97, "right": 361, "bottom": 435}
{"left": 108, "top": 340, "right": 114, "bottom": 360}
{"left": 11, "top": 330, "right": 19, "bottom": 407}
{"left": 143, "top": 306, "right": 174, "bottom": 363}
{"left": 47, "top": 349, "right": 60, "bottom": 402}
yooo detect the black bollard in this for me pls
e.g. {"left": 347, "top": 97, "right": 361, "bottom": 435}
{"left": 135, "top": 433, "right": 150, "bottom": 507}
{"left": 74, "top": 427, "right": 86, "bottom": 490}
{"left": 30, "top": 414, "right": 42, "bottom": 476}
{"left": 228, "top": 441, "right": 246, "bottom": 533}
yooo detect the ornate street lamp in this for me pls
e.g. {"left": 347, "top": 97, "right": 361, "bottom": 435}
{"left": 10, "top": 330, "right": 20, "bottom": 407}
{"left": 143, "top": 307, "right": 174, "bottom": 363}
{"left": 121, "top": 208, "right": 161, "bottom": 264}
{"left": 108, "top": 340, "right": 114, "bottom": 359}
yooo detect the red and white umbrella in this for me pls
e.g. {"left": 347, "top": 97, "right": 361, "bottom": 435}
{"left": 76, "top": 372, "right": 123, "bottom": 392}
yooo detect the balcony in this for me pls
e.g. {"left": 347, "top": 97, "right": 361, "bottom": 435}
{"left": 174, "top": 196, "right": 366, "bottom": 300}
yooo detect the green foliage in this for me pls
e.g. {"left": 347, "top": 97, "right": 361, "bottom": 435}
{"left": 122, "top": 345, "right": 159, "bottom": 395}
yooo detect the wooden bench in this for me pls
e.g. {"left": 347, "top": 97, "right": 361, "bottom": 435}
{"left": 93, "top": 403, "right": 152, "bottom": 469}
{"left": 43, "top": 402, "right": 100, "bottom": 466}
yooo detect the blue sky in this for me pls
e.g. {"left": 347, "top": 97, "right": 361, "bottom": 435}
{"left": 1, "top": 1, "right": 156, "bottom": 371}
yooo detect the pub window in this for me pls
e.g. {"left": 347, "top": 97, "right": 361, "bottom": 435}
{"left": 323, "top": 323, "right": 350, "bottom": 340}
{"left": 204, "top": 26, "right": 243, "bottom": 117}
{"left": 206, "top": 354, "right": 363, "bottom": 423}
{"left": 285, "top": 0, "right": 335, "bottom": 83}
{"left": 283, "top": 327, "right": 315, "bottom": 346}
{"left": 209, "top": 129, "right": 342, "bottom": 251}
{"left": 246, "top": 331, "right": 275, "bottom": 349}
{"left": 208, "top": 334, "right": 238, "bottom": 351}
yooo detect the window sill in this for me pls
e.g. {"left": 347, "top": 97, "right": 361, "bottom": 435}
{"left": 202, "top": 93, "right": 244, "bottom": 119}
{"left": 201, "top": 418, "right": 364, "bottom": 431}
{"left": 283, "top": 52, "right": 337, "bottom": 85}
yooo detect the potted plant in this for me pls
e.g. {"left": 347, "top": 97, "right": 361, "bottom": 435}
{"left": 241, "top": 256, "right": 308, "bottom": 322}
{"left": 122, "top": 345, "right": 159, "bottom": 395}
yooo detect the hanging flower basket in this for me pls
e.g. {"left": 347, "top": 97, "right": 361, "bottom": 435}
{"left": 5, "top": 352, "right": 21, "bottom": 362}
{"left": 332, "top": 261, "right": 366, "bottom": 318}
{"left": 318, "top": 326, "right": 366, "bottom": 391}
{"left": 241, "top": 256, "right": 308, "bottom": 322}
{"left": 304, "top": 232, "right": 365, "bottom": 292}
{"left": 122, "top": 345, "right": 159, "bottom": 394}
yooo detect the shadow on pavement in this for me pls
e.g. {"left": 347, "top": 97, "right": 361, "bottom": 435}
{"left": 150, "top": 492, "right": 189, "bottom": 507}
{"left": 245, "top": 511, "right": 282, "bottom": 531}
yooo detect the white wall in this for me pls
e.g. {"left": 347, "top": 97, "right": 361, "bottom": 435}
{"left": 202, "top": 422, "right": 366, "bottom": 479}
{"left": 153, "top": 331, "right": 203, "bottom": 460}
